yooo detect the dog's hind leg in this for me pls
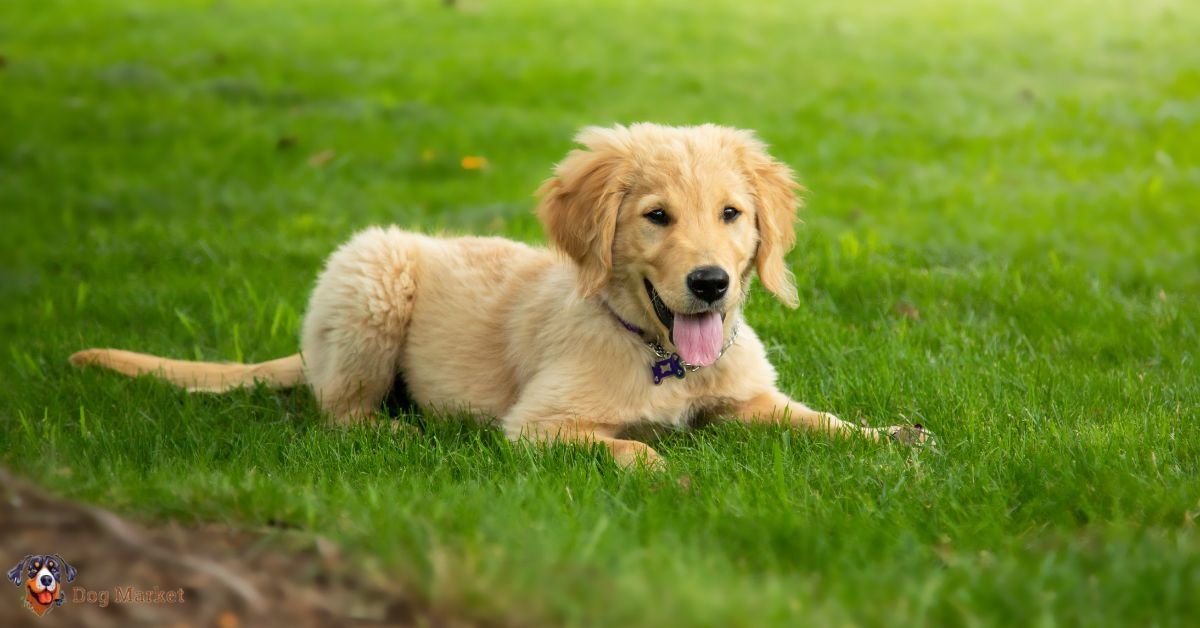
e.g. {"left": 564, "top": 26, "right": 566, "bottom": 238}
{"left": 301, "top": 227, "right": 419, "bottom": 425}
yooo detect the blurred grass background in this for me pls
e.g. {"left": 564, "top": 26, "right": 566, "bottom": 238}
{"left": 1, "top": 0, "right": 1198, "bottom": 625}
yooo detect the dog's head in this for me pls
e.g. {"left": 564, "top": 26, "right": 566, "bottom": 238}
{"left": 9, "top": 554, "right": 76, "bottom": 613}
{"left": 537, "top": 123, "right": 801, "bottom": 365}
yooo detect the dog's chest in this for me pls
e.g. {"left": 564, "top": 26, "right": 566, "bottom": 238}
{"left": 635, "top": 374, "right": 725, "bottom": 427}
{"left": 642, "top": 399, "right": 697, "bottom": 427}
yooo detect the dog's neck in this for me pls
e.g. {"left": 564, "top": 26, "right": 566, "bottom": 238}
{"left": 605, "top": 303, "right": 649, "bottom": 336}
{"left": 598, "top": 284, "right": 660, "bottom": 342}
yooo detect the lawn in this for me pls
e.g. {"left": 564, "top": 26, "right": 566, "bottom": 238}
{"left": 2, "top": 0, "right": 1199, "bottom": 625}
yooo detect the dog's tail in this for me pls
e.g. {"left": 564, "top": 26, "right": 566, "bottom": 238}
{"left": 69, "top": 349, "right": 304, "bottom": 392}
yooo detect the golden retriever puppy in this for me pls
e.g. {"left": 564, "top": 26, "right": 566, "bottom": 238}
{"left": 71, "top": 123, "right": 925, "bottom": 467}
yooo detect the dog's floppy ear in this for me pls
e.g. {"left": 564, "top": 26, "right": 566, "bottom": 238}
{"left": 7, "top": 556, "right": 31, "bottom": 586}
{"left": 739, "top": 133, "right": 802, "bottom": 307}
{"left": 51, "top": 556, "right": 76, "bottom": 582}
{"left": 536, "top": 125, "right": 633, "bottom": 297}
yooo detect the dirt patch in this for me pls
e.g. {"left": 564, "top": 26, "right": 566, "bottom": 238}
{"left": 0, "top": 468, "right": 468, "bottom": 627}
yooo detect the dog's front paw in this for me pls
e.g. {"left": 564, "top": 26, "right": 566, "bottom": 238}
{"left": 613, "top": 442, "right": 666, "bottom": 471}
{"left": 882, "top": 424, "right": 935, "bottom": 447}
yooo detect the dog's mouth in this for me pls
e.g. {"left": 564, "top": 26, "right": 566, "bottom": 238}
{"left": 643, "top": 278, "right": 725, "bottom": 366}
{"left": 28, "top": 586, "right": 54, "bottom": 606}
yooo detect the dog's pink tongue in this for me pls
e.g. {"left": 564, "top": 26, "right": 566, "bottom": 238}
{"left": 672, "top": 312, "right": 724, "bottom": 366}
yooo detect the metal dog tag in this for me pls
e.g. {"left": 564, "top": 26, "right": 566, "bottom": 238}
{"left": 651, "top": 354, "right": 686, "bottom": 385}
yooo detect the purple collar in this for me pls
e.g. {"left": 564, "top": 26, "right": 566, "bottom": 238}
{"left": 607, "top": 304, "right": 645, "bottom": 336}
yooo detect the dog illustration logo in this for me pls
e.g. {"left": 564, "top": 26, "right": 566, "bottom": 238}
{"left": 7, "top": 554, "right": 77, "bottom": 617}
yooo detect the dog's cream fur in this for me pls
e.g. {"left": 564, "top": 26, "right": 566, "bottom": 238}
{"left": 72, "top": 123, "right": 921, "bottom": 466}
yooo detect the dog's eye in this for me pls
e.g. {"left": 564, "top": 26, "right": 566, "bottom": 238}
{"left": 722, "top": 206, "right": 741, "bottom": 223}
{"left": 643, "top": 208, "right": 670, "bottom": 226}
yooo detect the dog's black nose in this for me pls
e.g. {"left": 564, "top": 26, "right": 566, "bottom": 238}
{"left": 686, "top": 266, "right": 729, "bottom": 304}
{"left": 40, "top": 575, "right": 52, "bottom": 587}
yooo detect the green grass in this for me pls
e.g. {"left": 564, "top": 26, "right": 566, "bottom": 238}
{"left": 3, "top": 0, "right": 1199, "bottom": 624}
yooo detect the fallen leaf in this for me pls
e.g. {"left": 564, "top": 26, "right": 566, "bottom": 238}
{"left": 217, "top": 611, "right": 239, "bottom": 628}
{"left": 307, "top": 149, "right": 335, "bottom": 168}
{"left": 893, "top": 302, "right": 920, "bottom": 321}
{"left": 460, "top": 155, "right": 488, "bottom": 170}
